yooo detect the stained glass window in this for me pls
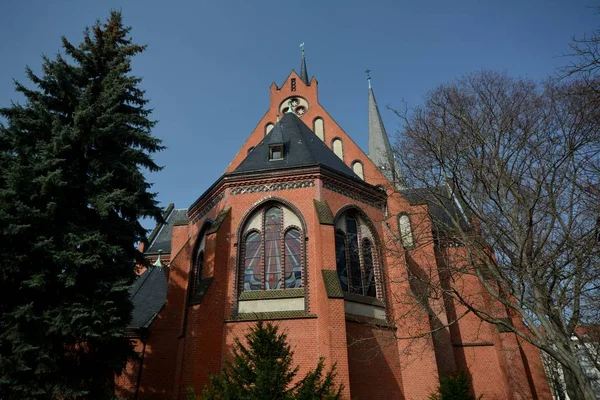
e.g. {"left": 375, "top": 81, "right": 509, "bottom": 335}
{"left": 334, "top": 210, "right": 379, "bottom": 299}
{"left": 240, "top": 205, "right": 304, "bottom": 293}
{"left": 264, "top": 207, "right": 282, "bottom": 290}
{"left": 362, "top": 239, "right": 376, "bottom": 297}
{"left": 195, "top": 251, "right": 204, "bottom": 291}
{"left": 346, "top": 215, "right": 363, "bottom": 295}
{"left": 244, "top": 232, "right": 262, "bottom": 291}
{"left": 335, "top": 230, "right": 348, "bottom": 292}
{"left": 284, "top": 229, "right": 302, "bottom": 288}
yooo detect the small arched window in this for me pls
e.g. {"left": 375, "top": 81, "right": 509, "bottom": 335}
{"left": 240, "top": 204, "right": 305, "bottom": 292}
{"left": 313, "top": 117, "right": 325, "bottom": 141}
{"left": 399, "top": 214, "right": 414, "bottom": 248}
{"left": 334, "top": 209, "right": 380, "bottom": 298}
{"left": 352, "top": 161, "right": 364, "bottom": 180}
{"left": 265, "top": 123, "right": 274, "bottom": 136}
{"left": 333, "top": 138, "right": 343, "bottom": 160}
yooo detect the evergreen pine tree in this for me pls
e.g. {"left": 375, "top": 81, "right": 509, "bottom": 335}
{"left": 202, "top": 321, "right": 342, "bottom": 400}
{"left": 0, "top": 11, "right": 163, "bottom": 399}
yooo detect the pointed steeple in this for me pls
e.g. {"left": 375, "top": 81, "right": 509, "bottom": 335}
{"left": 367, "top": 72, "right": 403, "bottom": 187}
{"left": 300, "top": 42, "right": 309, "bottom": 85}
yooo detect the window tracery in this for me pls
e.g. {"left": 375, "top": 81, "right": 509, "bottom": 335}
{"left": 334, "top": 209, "right": 380, "bottom": 298}
{"left": 240, "top": 204, "right": 304, "bottom": 292}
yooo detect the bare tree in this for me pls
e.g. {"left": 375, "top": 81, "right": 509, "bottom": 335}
{"left": 394, "top": 71, "right": 600, "bottom": 399}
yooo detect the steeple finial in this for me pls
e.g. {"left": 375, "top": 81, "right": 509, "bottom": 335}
{"left": 153, "top": 249, "right": 163, "bottom": 270}
{"left": 365, "top": 69, "right": 372, "bottom": 89}
{"left": 299, "top": 42, "right": 309, "bottom": 85}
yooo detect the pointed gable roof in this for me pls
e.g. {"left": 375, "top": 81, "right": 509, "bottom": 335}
{"left": 234, "top": 113, "right": 360, "bottom": 180}
{"left": 368, "top": 81, "right": 403, "bottom": 186}
{"left": 128, "top": 264, "right": 167, "bottom": 330}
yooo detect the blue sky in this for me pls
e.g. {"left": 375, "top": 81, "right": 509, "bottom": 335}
{"left": 1, "top": 0, "right": 597, "bottom": 230}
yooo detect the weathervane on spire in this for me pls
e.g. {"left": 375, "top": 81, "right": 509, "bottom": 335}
{"left": 300, "top": 42, "right": 305, "bottom": 55}
{"left": 365, "top": 69, "right": 372, "bottom": 89}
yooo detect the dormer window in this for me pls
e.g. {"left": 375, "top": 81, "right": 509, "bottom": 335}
{"left": 269, "top": 144, "right": 283, "bottom": 160}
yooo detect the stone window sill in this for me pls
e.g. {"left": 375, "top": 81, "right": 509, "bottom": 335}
{"left": 238, "top": 288, "right": 304, "bottom": 301}
{"left": 344, "top": 292, "right": 384, "bottom": 307}
{"left": 227, "top": 310, "right": 316, "bottom": 322}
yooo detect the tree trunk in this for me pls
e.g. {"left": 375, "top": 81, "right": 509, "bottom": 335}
{"left": 558, "top": 344, "right": 597, "bottom": 400}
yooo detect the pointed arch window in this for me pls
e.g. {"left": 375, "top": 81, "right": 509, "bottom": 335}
{"left": 243, "top": 231, "right": 262, "bottom": 291}
{"left": 334, "top": 210, "right": 380, "bottom": 298}
{"left": 240, "top": 204, "right": 305, "bottom": 292}
{"left": 189, "top": 222, "right": 212, "bottom": 299}
{"left": 399, "top": 214, "right": 414, "bottom": 248}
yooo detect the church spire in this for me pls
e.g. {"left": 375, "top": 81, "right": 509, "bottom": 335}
{"left": 367, "top": 71, "right": 403, "bottom": 187}
{"left": 299, "top": 42, "right": 309, "bottom": 85}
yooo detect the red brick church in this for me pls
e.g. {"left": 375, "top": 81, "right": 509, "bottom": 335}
{"left": 115, "top": 51, "right": 552, "bottom": 399}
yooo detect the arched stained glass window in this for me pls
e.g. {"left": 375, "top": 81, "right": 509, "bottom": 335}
{"left": 334, "top": 209, "right": 380, "bottom": 298}
{"left": 244, "top": 232, "right": 262, "bottom": 291}
{"left": 240, "top": 204, "right": 305, "bottom": 293}
{"left": 399, "top": 214, "right": 414, "bottom": 248}
{"left": 284, "top": 229, "right": 302, "bottom": 288}
{"left": 362, "top": 239, "right": 376, "bottom": 297}
{"left": 264, "top": 207, "right": 283, "bottom": 290}
{"left": 335, "top": 230, "right": 349, "bottom": 292}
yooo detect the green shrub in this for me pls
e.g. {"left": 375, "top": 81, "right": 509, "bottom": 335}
{"left": 429, "top": 370, "right": 481, "bottom": 400}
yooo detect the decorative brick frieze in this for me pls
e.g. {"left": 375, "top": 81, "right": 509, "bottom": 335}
{"left": 322, "top": 179, "right": 385, "bottom": 210}
{"left": 190, "top": 192, "right": 225, "bottom": 224}
{"left": 230, "top": 180, "right": 315, "bottom": 195}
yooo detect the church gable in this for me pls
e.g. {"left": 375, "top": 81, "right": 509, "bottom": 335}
{"left": 224, "top": 62, "right": 390, "bottom": 189}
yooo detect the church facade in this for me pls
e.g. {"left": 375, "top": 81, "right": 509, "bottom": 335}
{"left": 115, "top": 54, "right": 552, "bottom": 400}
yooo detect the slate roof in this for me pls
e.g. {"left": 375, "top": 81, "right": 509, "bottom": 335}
{"left": 128, "top": 265, "right": 168, "bottom": 330}
{"left": 234, "top": 112, "right": 361, "bottom": 180}
{"left": 400, "top": 185, "right": 471, "bottom": 232}
{"left": 145, "top": 207, "right": 188, "bottom": 254}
